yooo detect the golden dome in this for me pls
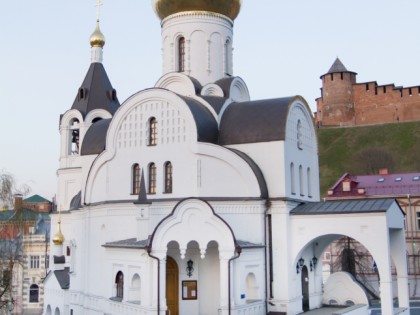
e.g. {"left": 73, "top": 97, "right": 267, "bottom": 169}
{"left": 52, "top": 223, "right": 65, "bottom": 245}
{"left": 153, "top": 0, "right": 242, "bottom": 21}
{"left": 90, "top": 20, "right": 105, "bottom": 48}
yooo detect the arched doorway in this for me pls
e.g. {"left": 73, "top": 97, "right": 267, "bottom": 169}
{"left": 166, "top": 256, "right": 179, "bottom": 315}
{"left": 301, "top": 265, "right": 309, "bottom": 311}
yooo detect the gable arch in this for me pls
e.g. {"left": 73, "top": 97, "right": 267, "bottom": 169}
{"left": 150, "top": 198, "right": 236, "bottom": 257}
{"left": 85, "top": 109, "right": 112, "bottom": 124}
{"left": 60, "top": 109, "right": 84, "bottom": 128}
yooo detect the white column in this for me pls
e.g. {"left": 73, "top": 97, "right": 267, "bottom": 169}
{"left": 380, "top": 280, "right": 394, "bottom": 315}
{"left": 159, "top": 257, "right": 167, "bottom": 315}
{"left": 390, "top": 229, "right": 410, "bottom": 310}
{"left": 219, "top": 250, "right": 232, "bottom": 315}
{"left": 151, "top": 250, "right": 167, "bottom": 315}
{"left": 397, "top": 275, "right": 410, "bottom": 309}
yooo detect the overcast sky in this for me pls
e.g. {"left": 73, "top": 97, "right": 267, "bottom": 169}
{"left": 1, "top": 0, "right": 420, "bottom": 201}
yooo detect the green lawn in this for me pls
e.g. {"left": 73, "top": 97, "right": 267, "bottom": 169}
{"left": 318, "top": 121, "right": 420, "bottom": 194}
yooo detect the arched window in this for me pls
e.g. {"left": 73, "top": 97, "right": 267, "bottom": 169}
{"left": 116, "top": 271, "right": 124, "bottom": 299}
{"left": 69, "top": 119, "right": 80, "bottom": 155}
{"left": 290, "top": 163, "right": 295, "bottom": 195}
{"left": 245, "top": 273, "right": 258, "bottom": 301}
{"left": 299, "top": 165, "right": 304, "bottom": 196}
{"left": 129, "top": 273, "right": 141, "bottom": 303}
{"left": 148, "top": 117, "right": 157, "bottom": 146}
{"left": 307, "top": 167, "right": 312, "bottom": 198}
{"left": 148, "top": 163, "right": 157, "bottom": 194}
{"left": 164, "top": 162, "right": 173, "bottom": 193}
{"left": 45, "top": 305, "right": 52, "bottom": 315}
{"left": 178, "top": 37, "right": 185, "bottom": 72}
{"left": 225, "top": 39, "right": 231, "bottom": 75}
{"left": 132, "top": 164, "right": 140, "bottom": 194}
{"left": 54, "top": 307, "right": 61, "bottom": 315}
{"left": 29, "top": 284, "right": 39, "bottom": 303}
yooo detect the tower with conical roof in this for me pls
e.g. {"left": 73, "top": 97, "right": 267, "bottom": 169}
{"left": 316, "top": 57, "right": 357, "bottom": 126}
{"left": 57, "top": 6, "right": 120, "bottom": 211}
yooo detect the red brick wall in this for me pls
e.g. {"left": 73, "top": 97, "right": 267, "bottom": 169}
{"left": 316, "top": 73, "right": 420, "bottom": 127}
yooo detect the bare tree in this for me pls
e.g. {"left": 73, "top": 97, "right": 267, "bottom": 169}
{"left": 0, "top": 171, "right": 30, "bottom": 210}
{"left": 0, "top": 171, "right": 31, "bottom": 313}
{"left": 351, "top": 148, "right": 396, "bottom": 175}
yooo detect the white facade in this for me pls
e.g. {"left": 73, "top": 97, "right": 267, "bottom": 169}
{"left": 43, "top": 3, "right": 410, "bottom": 315}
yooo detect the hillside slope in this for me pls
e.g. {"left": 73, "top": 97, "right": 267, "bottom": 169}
{"left": 318, "top": 121, "right": 420, "bottom": 194}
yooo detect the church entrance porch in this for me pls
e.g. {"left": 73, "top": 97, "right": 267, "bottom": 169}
{"left": 149, "top": 198, "right": 237, "bottom": 315}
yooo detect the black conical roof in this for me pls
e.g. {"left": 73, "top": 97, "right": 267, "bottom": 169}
{"left": 327, "top": 57, "right": 348, "bottom": 73}
{"left": 71, "top": 63, "right": 120, "bottom": 117}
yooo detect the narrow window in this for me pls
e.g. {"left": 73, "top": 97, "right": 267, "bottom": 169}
{"left": 70, "top": 119, "right": 80, "bottom": 155}
{"left": 298, "top": 165, "right": 303, "bottom": 195}
{"left": 148, "top": 163, "right": 157, "bottom": 194}
{"left": 66, "top": 246, "right": 71, "bottom": 256}
{"left": 130, "top": 274, "right": 141, "bottom": 303}
{"left": 291, "top": 163, "right": 295, "bottom": 195}
{"left": 365, "top": 83, "right": 369, "bottom": 91}
{"left": 307, "top": 167, "right": 312, "bottom": 197}
{"left": 132, "top": 164, "right": 140, "bottom": 194}
{"left": 149, "top": 117, "right": 157, "bottom": 146}
{"left": 29, "top": 284, "right": 39, "bottom": 303}
{"left": 374, "top": 87, "right": 378, "bottom": 95}
{"left": 245, "top": 273, "right": 258, "bottom": 301}
{"left": 225, "top": 39, "right": 231, "bottom": 75}
{"left": 409, "top": 88, "right": 413, "bottom": 96}
{"left": 330, "top": 73, "right": 333, "bottom": 81}
{"left": 2, "top": 270, "right": 10, "bottom": 286}
{"left": 340, "top": 72, "right": 343, "bottom": 80}
{"left": 178, "top": 37, "right": 185, "bottom": 72}
{"left": 164, "top": 162, "right": 173, "bottom": 193}
{"left": 116, "top": 271, "right": 124, "bottom": 299}
{"left": 417, "top": 212, "right": 420, "bottom": 230}
{"left": 45, "top": 255, "right": 50, "bottom": 269}
{"left": 78, "top": 88, "right": 85, "bottom": 100}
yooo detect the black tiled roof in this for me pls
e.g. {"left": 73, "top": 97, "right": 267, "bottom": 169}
{"left": 81, "top": 119, "right": 111, "bottom": 155}
{"left": 54, "top": 267, "right": 70, "bottom": 290}
{"left": 219, "top": 96, "right": 297, "bottom": 145}
{"left": 71, "top": 63, "right": 120, "bottom": 118}
{"left": 103, "top": 238, "right": 149, "bottom": 249}
{"left": 290, "top": 198, "right": 396, "bottom": 215}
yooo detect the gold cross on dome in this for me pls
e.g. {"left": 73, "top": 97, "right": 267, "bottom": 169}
{"left": 95, "top": 0, "right": 103, "bottom": 21}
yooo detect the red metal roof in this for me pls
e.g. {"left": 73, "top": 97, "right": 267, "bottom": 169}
{"left": 329, "top": 172, "right": 420, "bottom": 197}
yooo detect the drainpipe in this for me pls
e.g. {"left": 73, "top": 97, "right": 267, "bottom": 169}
{"left": 228, "top": 245, "right": 241, "bottom": 315}
{"left": 408, "top": 194, "right": 417, "bottom": 297}
{"left": 147, "top": 248, "right": 160, "bottom": 315}
{"left": 264, "top": 200, "right": 273, "bottom": 315}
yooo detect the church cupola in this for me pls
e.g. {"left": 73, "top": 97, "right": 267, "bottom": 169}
{"left": 90, "top": 19, "right": 105, "bottom": 63}
{"left": 153, "top": 0, "right": 242, "bottom": 21}
{"left": 153, "top": 0, "right": 242, "bottom": 86}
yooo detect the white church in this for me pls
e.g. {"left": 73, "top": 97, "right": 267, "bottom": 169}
{"left": 43, "top": 1, "right": 410, "bottom": 314}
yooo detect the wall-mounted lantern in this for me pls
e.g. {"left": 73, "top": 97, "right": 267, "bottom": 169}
{"left": 186, "top": 259, "right": 194, "bottom": 277}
